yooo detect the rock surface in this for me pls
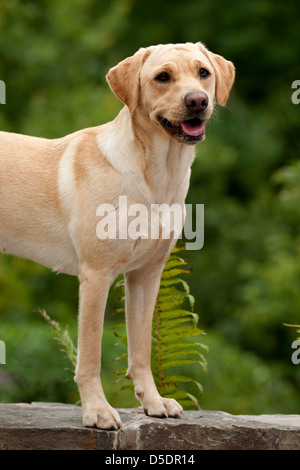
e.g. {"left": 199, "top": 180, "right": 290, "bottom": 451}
{"left": 0, "top": 402, "right": 299, "bottom": 450}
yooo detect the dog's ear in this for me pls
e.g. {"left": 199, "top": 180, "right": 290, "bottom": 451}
{"left": 197, "top": 43, "right": 235, "bottom": 106}
{"left": 106, "top": 48, "right": 152, "bottom": 112}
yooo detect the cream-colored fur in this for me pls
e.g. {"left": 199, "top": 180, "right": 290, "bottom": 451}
{"left": 0, "top": 42, "right": 234, "bottom": 429}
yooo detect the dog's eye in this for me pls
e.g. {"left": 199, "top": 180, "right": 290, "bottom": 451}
{"left": 198, "top": 68, "right": 210, "bottom": 79}
{"left": 155, "top": 72, "right": 171, "bottom": 82}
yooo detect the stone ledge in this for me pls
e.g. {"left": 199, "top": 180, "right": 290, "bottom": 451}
{"left": 0, "top": 402, "right": 299, "bottom": 450}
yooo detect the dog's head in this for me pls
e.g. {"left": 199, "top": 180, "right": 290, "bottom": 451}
{"left": 106, "top": 43, "right": 235, "bottom": 145}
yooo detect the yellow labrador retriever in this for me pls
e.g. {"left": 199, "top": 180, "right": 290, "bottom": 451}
{"left": 0, "top": 42, "right": 234, "bottom": 429}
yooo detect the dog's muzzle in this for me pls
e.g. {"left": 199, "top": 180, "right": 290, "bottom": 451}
{"left": 158, "top": 115, "right": 206, "bottom": 144}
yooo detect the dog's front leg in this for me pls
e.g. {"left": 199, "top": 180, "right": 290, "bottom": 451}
{"left": 125, "top": 264, "right": 183, "bottom": 418}
{"left": 75, "top": 266, "right": 121, "bottom": 430}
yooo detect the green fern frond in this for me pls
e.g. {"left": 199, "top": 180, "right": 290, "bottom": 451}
{"left": 284, "top": 323, "right": 300, "bottom": 340}
{"left": 36, "top": 308, "right": 77, "bottom": 370}
{"left": 160, "top": 267, "right": 191, "bottom": 279}
{"left": 161, "top": 341, "right": 208, "bottom": 354}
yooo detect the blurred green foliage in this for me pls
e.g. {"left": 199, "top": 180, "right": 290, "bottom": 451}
{"left": 0, "top": 0, "right": 299, "bottom": 413}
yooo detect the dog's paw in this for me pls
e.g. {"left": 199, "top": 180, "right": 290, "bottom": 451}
{"left": 82, "top": 404, "right": 121, "bottom": 430}
{"left": 144, "top": 397, "right": 183, "bottom": 418}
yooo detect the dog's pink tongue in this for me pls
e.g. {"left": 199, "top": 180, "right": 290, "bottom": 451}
{"left": 181, "top": 120, "right": 205, "bottom": 136}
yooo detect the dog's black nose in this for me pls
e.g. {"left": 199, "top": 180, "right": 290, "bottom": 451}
{"left": 184, "top": 92, "right": 208, "bottom": 113}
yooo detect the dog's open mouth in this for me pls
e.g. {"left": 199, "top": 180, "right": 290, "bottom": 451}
{"left": 158, "top": 116, "right": 205, "bottom": 144}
